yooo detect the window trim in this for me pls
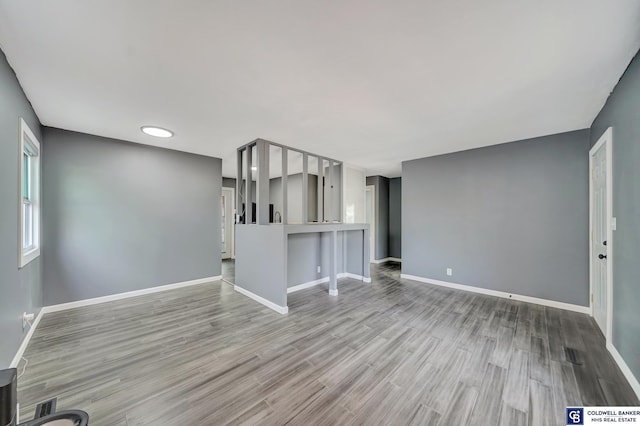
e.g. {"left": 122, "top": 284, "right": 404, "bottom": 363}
{"left": 18, "top": 118, "right": 41, "bottom": 268}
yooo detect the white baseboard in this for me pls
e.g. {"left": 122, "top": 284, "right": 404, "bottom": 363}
{"left": 371, "top": 257, "right": 402, "bottom": 264}
{"left": 329, "top": 289, "right": 339, "bottom": 296}
{"left": 234, "top": 285, "right": 288, "bottom": 314}
{"left": 400, "top": 274, "right": 590, "bottom": 315}
{"left": 607, "top": 342, "right": 640, "bottom": 400}
{"left": 287, "top": 273, "right": 371, "bottom": 294}
{"left": 9, "top": 308, "right": 45, "bottom": 368}
{"left": 340, "top": 272, "right": 362, "bottom": 281}
{"left": 342, "top": 272, "right": 371, "bottom": 283}
{"left": 287, "top": 277, "right": 329, "bottom": 293}
{"left": 43, "top": 275, "right": 223, "bottom": 314}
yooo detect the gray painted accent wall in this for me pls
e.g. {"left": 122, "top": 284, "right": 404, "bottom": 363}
{"left": 42, "top": 128, "right": 222, "bottom": 305}
{"left": 402, "top": 129, "right": 590, "bottom": 306}
{"left": 366, "top": 176, "right": 389, "bottom": 260}
{"left": 389, "top": 177, "right": 402, "bottom": 259}
{"left": 590, "top": 50, "right": 640, "bottom": 381}
{"left": 0, "top": 49, "right": 43, "bottom": 367}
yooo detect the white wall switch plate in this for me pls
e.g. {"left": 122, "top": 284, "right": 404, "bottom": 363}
{"left": 612, "top": 217, "right": 617, "bottom": 231}
{"left": 446, "top": 268, "right": 453, "bottom": 276}
{"left": 317, "top": 266, "right": 321, "bottom": 273}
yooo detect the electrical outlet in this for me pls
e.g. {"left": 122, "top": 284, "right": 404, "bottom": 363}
{"left": 446, "top": 268, "right": 453, "bottom": 276}
{"left": 317, "top": 266, "right": 321, "bottom": 273}
{"left": 22, "top": 312, "right": 34, "bottom": 329}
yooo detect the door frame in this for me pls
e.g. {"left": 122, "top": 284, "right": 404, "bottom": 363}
{"left": 222, "top": 187, "right": 235, "bottom": 259}
{"left": 589, "top": 127, "right": 613, "bottom": 342}
{"left": 365, "top": 185, "right": 376, "bottom": 262}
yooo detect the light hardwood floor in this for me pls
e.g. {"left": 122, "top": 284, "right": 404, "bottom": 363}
{"left": 17, "top": 262, "right": 638, "bottom": 425}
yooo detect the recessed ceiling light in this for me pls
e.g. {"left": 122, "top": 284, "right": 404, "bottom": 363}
{"left": 141, "top": 126, "right": 173, "bottom": 138}
{"left": 251, "top": 166, "right": 257, "bottom": 171}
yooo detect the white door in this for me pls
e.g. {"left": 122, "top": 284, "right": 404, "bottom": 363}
{"left": 365, "top": 185, "right": 375, "bottom": 262}
{"left": 221, "top": 187, "right": 234, "bottom": 259}
{"left": 590, "top": 128, "right": 612, "bottom": 337}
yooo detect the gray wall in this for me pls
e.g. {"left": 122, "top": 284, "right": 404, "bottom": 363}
{"left": 287, "top": 232, "right": 344, "bottom": 287}
{"left": 234, "top": 173, "right": 320, "bottom": 223}
{"left": 590, "top": 50, "right": 640, "bottom": 380}
{"left": 236, "top": 225, "right": 365, "bottom": 308}
{"left": 403, "top": 129, "right": 590, "bottom": 306}
{"left": 287, "top": 230, "right": 366, "bottom": 287}
{"left": 223, "top": 177, "right": 236, "bottom": 189}
{"left": 0, "top": 49, "right": 43, "bottom": 367}
{"left": 366, "top": 176, "right": 389, "bottom": 260}
{"left": 324, "top": 164, "right": 342, "bottom": 221}
{"left": 389, "top": 177, "right": 402, "bottom": 259}
{"left": 270, "top": 174, "right": 318, "bottom": 223}
{"left": 345, "top": 230, "right": 365, "bottom": 275}
{"left": 236, "top": 225, "right": 287, "bottom": 307}
{"left": 42, "top": 128, "right": 222, "bottom": 305}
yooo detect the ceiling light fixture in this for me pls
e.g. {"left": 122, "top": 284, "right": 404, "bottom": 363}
{"left": 141, "top": 126, "right": 174, "bottom": 138}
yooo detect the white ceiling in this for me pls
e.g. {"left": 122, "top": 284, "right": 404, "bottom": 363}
{"left": 1, "top": 1, "right": 639, "bottom": 178}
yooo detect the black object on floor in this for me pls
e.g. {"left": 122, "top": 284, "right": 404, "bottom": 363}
{"left": 1, "top": 368, "right": 17, "bottom": 426}
{"left": 19, "top": 410, "right": 88, "bottom": 425}
{"left": 0, "top": 367, "right": 89, "bottom": 426}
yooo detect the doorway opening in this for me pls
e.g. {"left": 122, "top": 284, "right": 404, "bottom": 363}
{"left": 222, "top": 186, "right": 235, "bottom": 284}
{"left": 221, "top": 187, "right": 235, "bottom": 259}
{"left": 589, "top": 127, "right": 613, "bottom": 342}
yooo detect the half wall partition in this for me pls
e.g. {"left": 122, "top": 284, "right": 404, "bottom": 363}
{"left": 234, "top": 139, "right": 370, "bottom": 314}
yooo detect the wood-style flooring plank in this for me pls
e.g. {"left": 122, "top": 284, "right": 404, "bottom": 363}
{"left": 469, "top": 363, "right": 507, "bottom": 426}
{"left": 500, "top": 404, "right": 529, "bottom": 426}
{"left": 439, "top": 381, "right": 479, "bottom": 425}
{"left": 503, "top": 349, "right": 531, "bottom": 412}
{"left": 529, "top": 380, "right": 555, "bottom": 426}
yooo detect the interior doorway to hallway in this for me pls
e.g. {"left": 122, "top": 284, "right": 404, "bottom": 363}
{"left": 221, "top": 187, "right": 235, "bottom": 260}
